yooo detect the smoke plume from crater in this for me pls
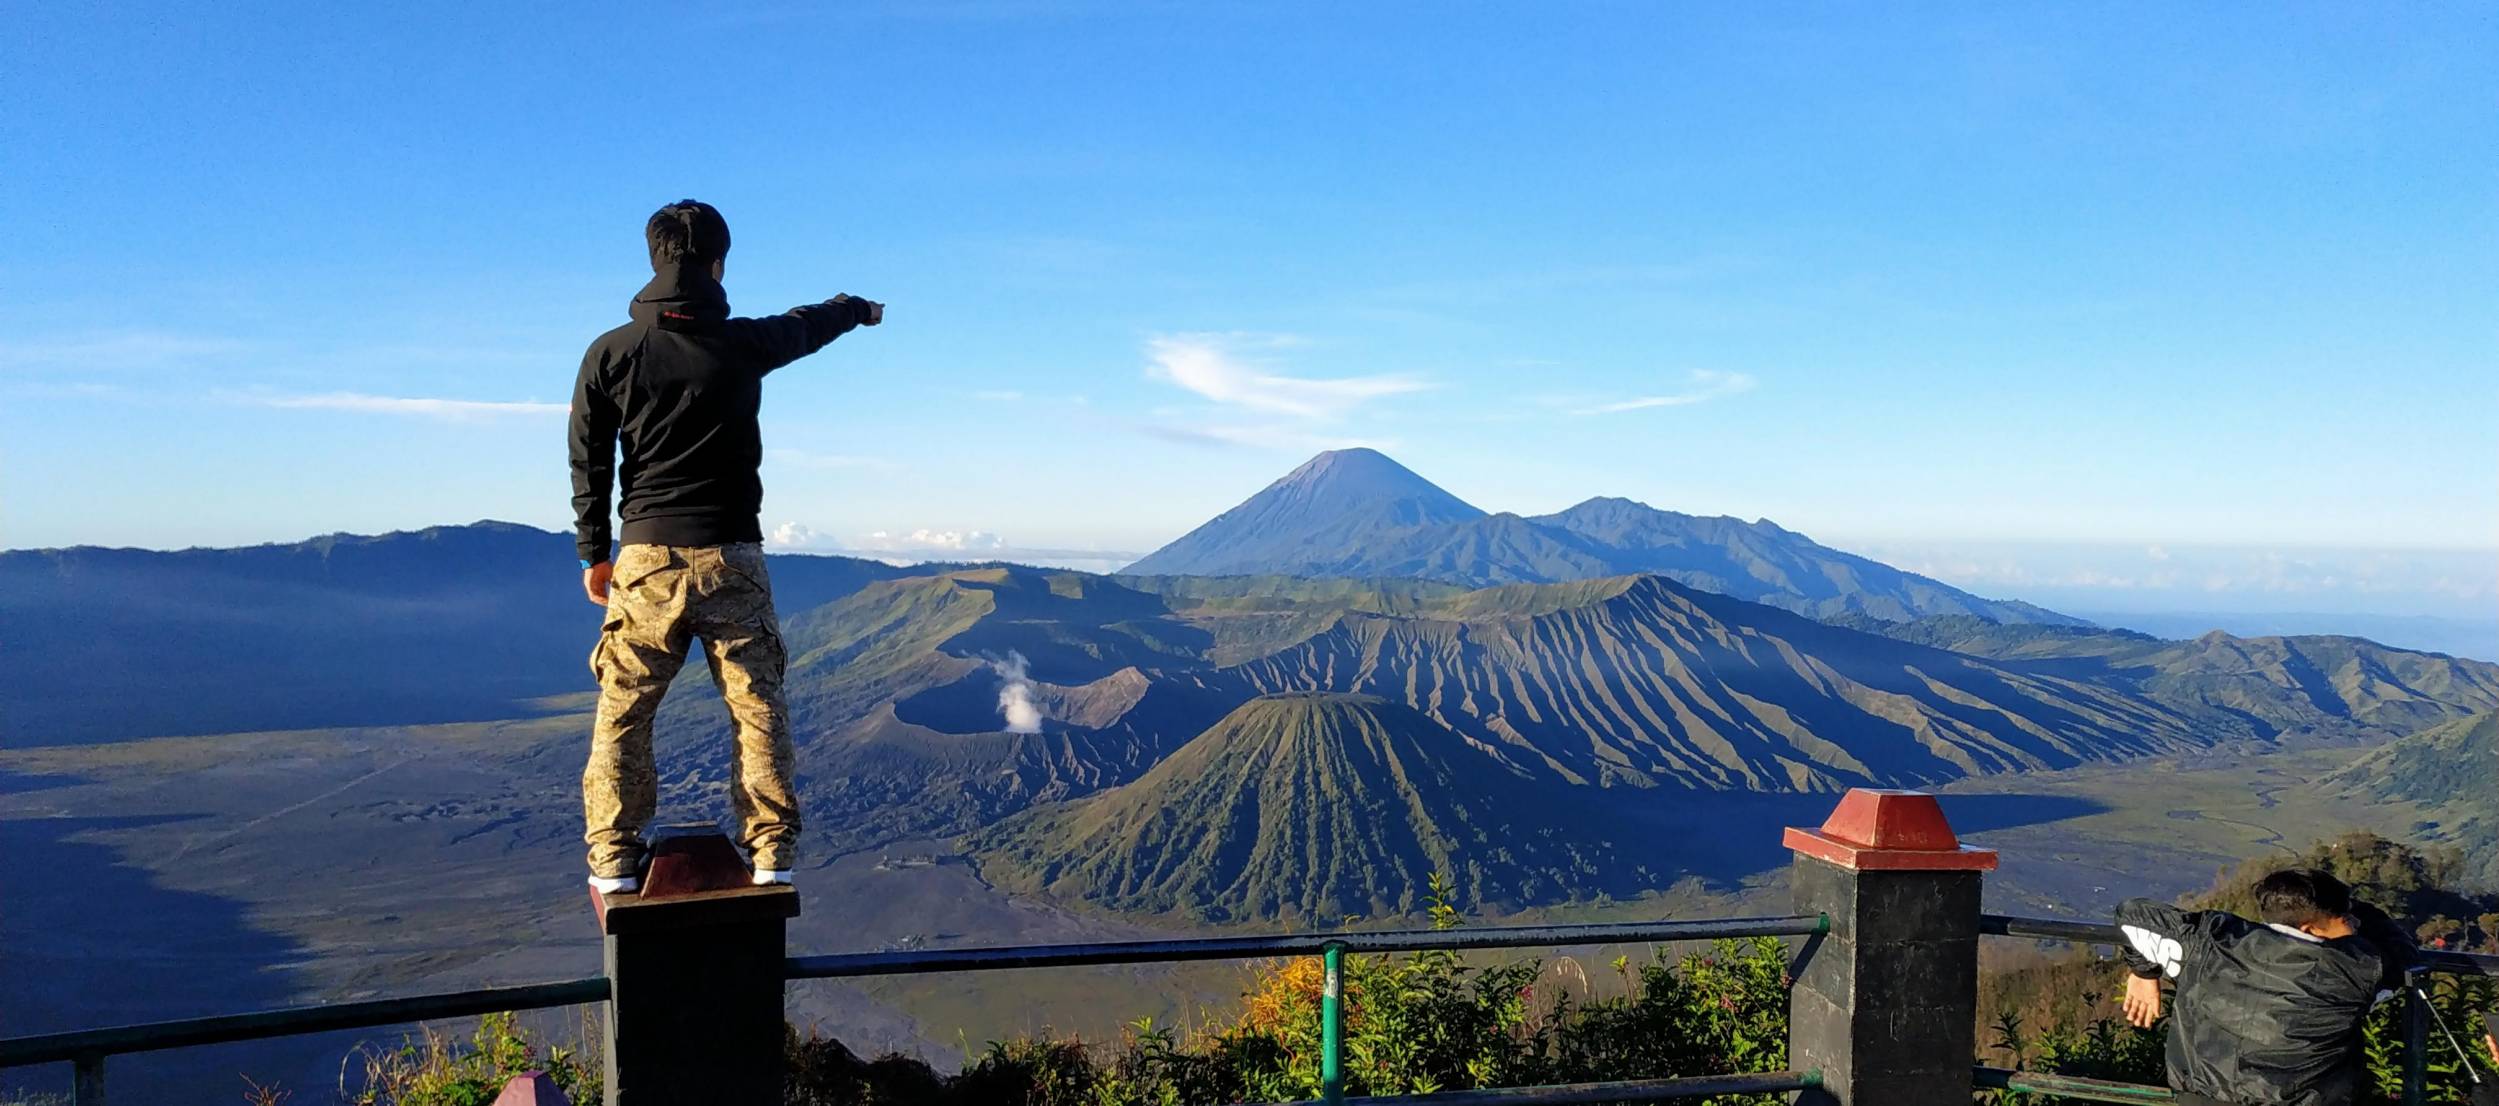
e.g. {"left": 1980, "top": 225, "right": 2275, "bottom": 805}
{"left": 990, "top": 651, "right": 1043, "bottom": 734}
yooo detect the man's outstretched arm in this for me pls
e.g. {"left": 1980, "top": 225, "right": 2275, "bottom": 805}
{"left": 569, "top": 348, "right": 619, "bottom": 603}
{"left": 739, "top": 294, "right": 882, "bottom": 375}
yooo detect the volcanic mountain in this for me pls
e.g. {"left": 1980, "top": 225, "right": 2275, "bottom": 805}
{"left": 1123, "top": 448, "right": 2078, "bottom": 625}
{"left": 973, "top": 692, "right": 1669, "bottom": 923}
{"left": 708, "top": 561, "right": 2499, "bottom": 878}
{"left": 1124, "top": 448, "right": 1488, "bottom": 576}
{"left": 19, "top": 524, "right": 2499, "bottom": 921}
{"left": 1179, "top": 575, "right": 2216, "bottom": 792}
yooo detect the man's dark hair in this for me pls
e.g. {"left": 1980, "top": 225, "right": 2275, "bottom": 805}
{"left": 646, "top": 200, "right": 730, "bottom": 269}
{"left": 2254, "top": 868, "right": 2352, "bottom": 928}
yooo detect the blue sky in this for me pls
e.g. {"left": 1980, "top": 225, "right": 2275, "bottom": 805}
{"left": 4, "top": 3, "right": 2492, "bottom": 620}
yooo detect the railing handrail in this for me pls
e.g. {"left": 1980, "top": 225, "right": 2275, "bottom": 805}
{"left": 0, "top": 914, "right": 1825, "bottom": 1073}
{"left": 1982, "top": 911, "right": 2499, "bottom": 976}
{"left": 1259, "top": 1070, "right": 1822, "bottom": 1104}
{"left": 0, "top": 976, "right": 609, "bottom": 1069}
{"left": 7, "top": 907, "right": 2473, "bottom": 1090}
{"left": 785, "top": 914, "right": 1828, "bottom": 980}
{"left": 1974, "top": 1064, "right": 2174, "bottom": 1102}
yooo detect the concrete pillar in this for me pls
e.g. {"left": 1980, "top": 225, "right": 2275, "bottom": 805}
{"left": 1783, "top": 789, "right": 1996, "bottom": 1105}
{"left": 592, "top": 825, "right": 798, "bottom": 1106}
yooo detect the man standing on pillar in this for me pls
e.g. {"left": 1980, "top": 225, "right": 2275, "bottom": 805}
{"left": 568, "top": 199, "right": 882, "bottom": 894}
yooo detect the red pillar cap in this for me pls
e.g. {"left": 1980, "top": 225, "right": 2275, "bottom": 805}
{"left": 492, "top": 1072, "right": 569, "bottom": 1106}
{"left": 1783, "top": 788, "right": 1997, "bottom": 871}
{"left": 638, "top": 827, "right": 754, "bottom": 900}
{"left": 591, "top": 824, "right": 781, "bottom": 928}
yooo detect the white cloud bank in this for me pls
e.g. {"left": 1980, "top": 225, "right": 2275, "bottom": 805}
{"left": 766, "top": 521, "right": 1139, "bottom": 573}
{"left": 862, "top": 529, "right": 1008, "bottom": 553}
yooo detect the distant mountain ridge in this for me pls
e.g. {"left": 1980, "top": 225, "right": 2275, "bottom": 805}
{"left": 744, "top": 561, "right": 2499, "bottom": 879}
{"left": 13, "top": 522, "right": 2499, "bottom": 920}
{"left": 1124, "top": 448, "right": 2081, "bottom": 626}
{"left": 0, "top": 522, "right": 917, "bottom": 744}
{"left": 2321, "top": 710, "right": 2499, "bottom": 886}
{"left": 1831, "top": 614, "right": 2499, "bottom": 738}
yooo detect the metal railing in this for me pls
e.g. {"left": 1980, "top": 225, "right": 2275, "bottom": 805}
{"left": 783, "top": 915, "right": 1828, "bottom": 980}
{"left": 786, "top": 914, "right": 1834, "bottom": 1105}
{"left": 1268, "top": 1072, "right": 1823, "bottom": 1105}
{"left": 0, "top": 976, "right": 609, "bottom": 1106}
{"left": 1980, "top": 912, "right": 2499, "bottom": 1106}
{"left": 2, "top": 914, "right": 1828, "bottom": 1106}
{"left": 9, "top": 904, "right": 2484, "bottom": 1104}
{"left": 1974, "top": 1065, "right": 2174, "bottom": 1102}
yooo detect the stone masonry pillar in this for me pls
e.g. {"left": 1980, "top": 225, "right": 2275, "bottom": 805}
{"left": 1783, "top": 789, "right": 1997, "bottom": 1105}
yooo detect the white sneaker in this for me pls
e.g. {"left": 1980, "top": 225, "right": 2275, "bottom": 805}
{"left": 750, "top": 869, "right": 792, "bottom": 887}
{"left": 588, "top": 874, "right": 640, "bottom": 895}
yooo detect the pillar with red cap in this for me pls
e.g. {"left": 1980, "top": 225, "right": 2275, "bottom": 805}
{"left": 591, "top": 825, "right": 799, "bottom": 1106}
{"left": 1783, "top": 788, "right": 1996, "bottom": 1105}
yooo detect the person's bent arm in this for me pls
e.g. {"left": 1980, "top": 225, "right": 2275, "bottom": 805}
{"left": 2115, "top": 898, "right": 2200, "bottom": 1028}
{"left": 739, "top": 294, "right": 881, "bottom": 374}
{"left": 2117, "top": 898, "right": 2197, "bottom": 979}
{"left": 569, "top": 347, "right": 619, "bottom": 604}
{"left": 2348, "top": 901, "right": 2419, "bottom": 1002}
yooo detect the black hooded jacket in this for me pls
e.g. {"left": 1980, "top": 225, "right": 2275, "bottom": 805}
{"left": 568, "top": 264, "right": 872, "bottom": 563}
{"left": 2116, "top": 898, "right": 2416, "bottom": 1105}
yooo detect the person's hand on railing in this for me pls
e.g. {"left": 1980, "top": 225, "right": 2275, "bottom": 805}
{"left": 2477, "top": 1023, "right": 2499, "bottom": 1106}
{"left": 2122, "top": 974, "right": 2163, "bottom": 1028}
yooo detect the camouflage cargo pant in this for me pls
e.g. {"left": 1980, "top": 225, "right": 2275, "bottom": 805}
{"left": 584, "top": 542, "right": 798, "bottom": 878}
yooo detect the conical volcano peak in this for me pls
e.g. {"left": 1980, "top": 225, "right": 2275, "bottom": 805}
{"left": 1123, "top": 449, "right": 1484, "bottom": 576}
{"left": 1267, "top": 449, "right": 1479, "bottom": 511}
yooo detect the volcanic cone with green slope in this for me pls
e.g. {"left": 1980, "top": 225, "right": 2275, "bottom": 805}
{"left": 974, "top": 692, "right": 1667, "bottom": 923}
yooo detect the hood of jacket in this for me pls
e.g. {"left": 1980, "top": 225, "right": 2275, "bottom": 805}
{"left": 629, "top": 262, "right": 731, "bottom": 327}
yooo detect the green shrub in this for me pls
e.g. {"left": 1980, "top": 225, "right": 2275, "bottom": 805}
{"left": 781, "top": 874, "right": 1797, "bottom": 1105}
{"left": 342, "top": 1010, "right": 600, "bottom": 1106}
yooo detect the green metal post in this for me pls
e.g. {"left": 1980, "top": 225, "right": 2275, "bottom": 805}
{"left": 2402, "top": 968, "right": 2428, "bottom": 1106}
{"left": 72, "top": 1053, "right": 103, "bottom": 1106}
{"left": 1320, "top": 940, "right": 1346, "bottom": 1106}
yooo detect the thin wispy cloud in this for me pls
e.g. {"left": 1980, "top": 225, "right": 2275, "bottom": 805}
{"left": 1142, "top": 421, "right": 1395, "bottom": 453}
{"left": 0, "top": 332, "right": 252, "bottom": 373}
{"left": 249, "top": 392, "right": 565, "bottom": 419}
{"left": 1146, "top": 333, "right": 1429, "bottom": 420}
{"left": 970, "top": 389, "right": 1024, "bottom": 402}
{"left": 767, "top": 448, "right": 899, "bottom": 471}
{"left": 1566, "top": 370, "right": 1756, "bottom": 416}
